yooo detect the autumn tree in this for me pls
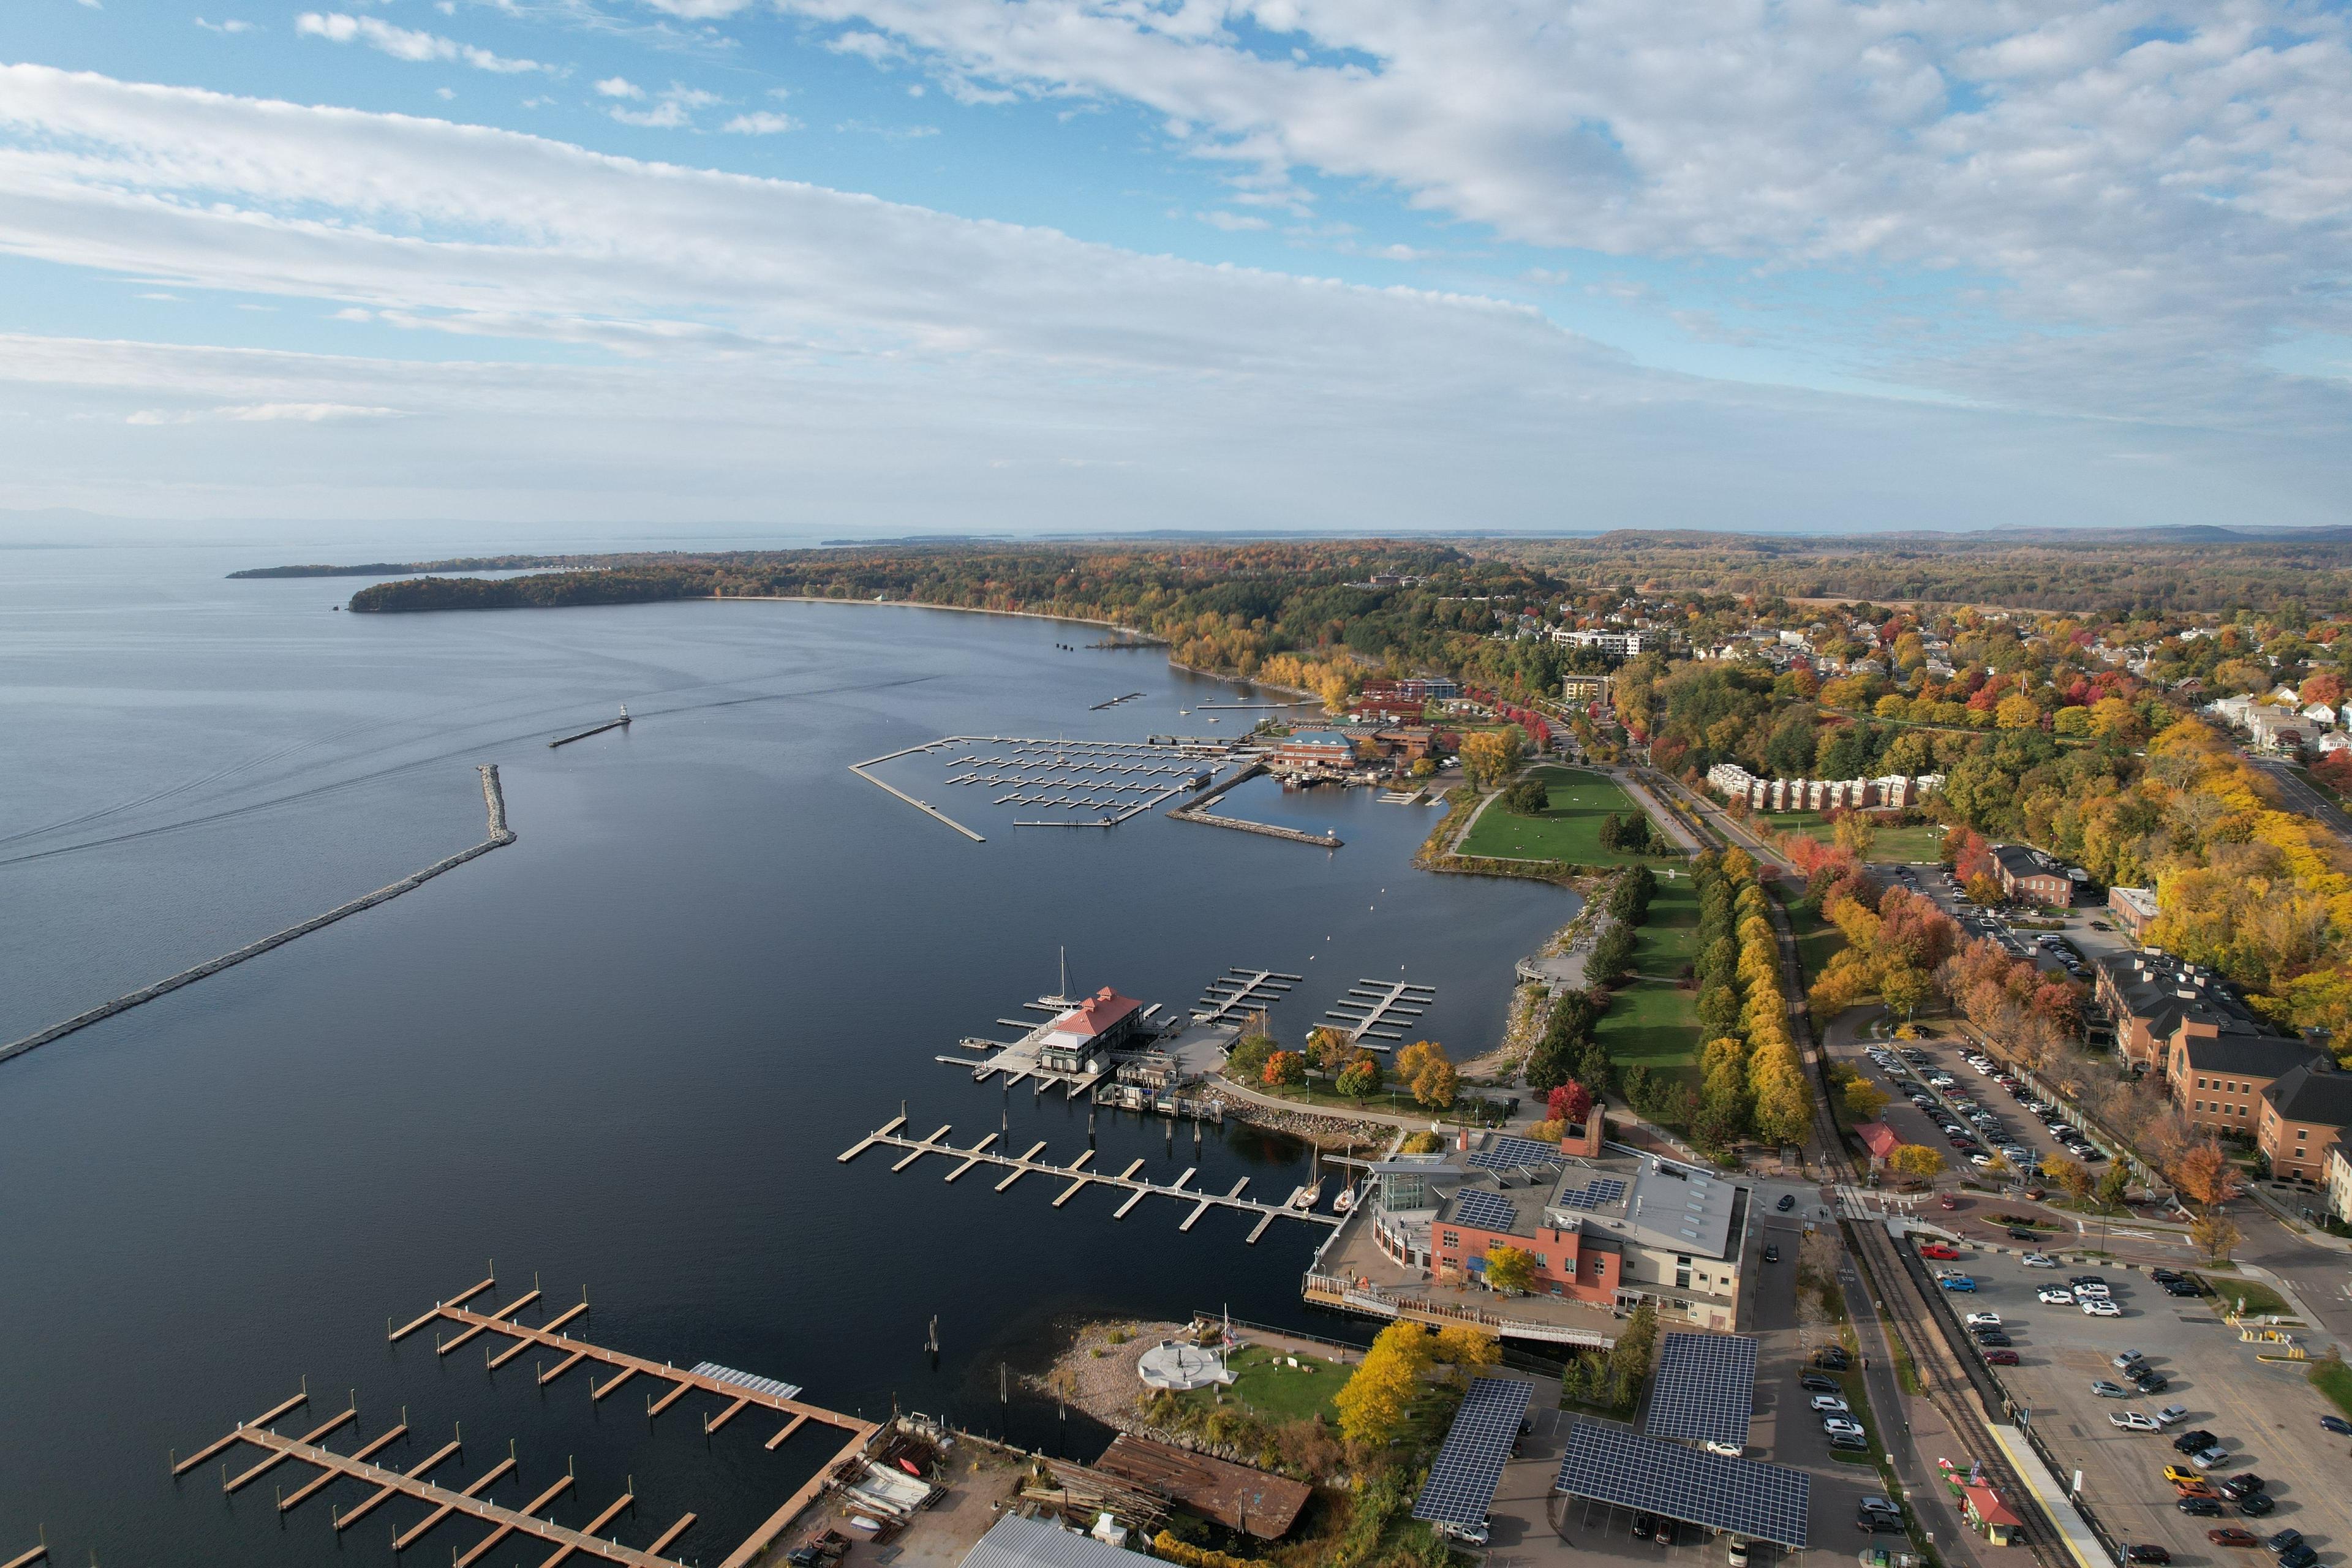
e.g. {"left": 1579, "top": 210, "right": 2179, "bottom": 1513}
{"left": 1841, "top": 1077, "right": 1891, "bottom": 1122}
{"left": 2043, "top": 1157, "right": 2094, "bottom": 1203}
{"left": 2190, "top": 1208, "right": 2242, "bottom": 1266}
{"left": 2095, "top": 1162, "right": 2131, "bottom": 1208}
{"left": 2171, "top": 1140, "right": 2242, "bottom": 1207}
{"left": 1888, "top": 1143, "right": 1947, "bottom": 1180}
{"left": 1413, "top": 1058, "right": 1460, "bottom": 1110}
{"left": 1484, "top": 1243, "right": 1536, "bottom": 1294}
{"left": 1262, "top": 1050, "right": 1306, "bottom": 1088}
{"left": 1335, "top": 1054, "right": 1382, "bottom": 1099}
{"left": 1459, "top": 729, "right": 1524, "bottom": 789}
{"left": 1305, "top": 1025, "right": 1358, "bottom": 1074}
{"left": 1548, "top": 1080, "right": 1594, "bottom": 1127}
{"left": 1333, "top": 1322, "right": 1431, "bottom": 1447}
{"left": 1433, "top": 1323, "right": 1502, "bottom": 1381}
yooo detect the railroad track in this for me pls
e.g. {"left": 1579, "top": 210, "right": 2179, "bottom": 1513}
{"left": 1653, "top": 771, "right": 2076, "bottom": 1568}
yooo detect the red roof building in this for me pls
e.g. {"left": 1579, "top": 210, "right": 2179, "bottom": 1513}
{"left": 1855, "top": 1122, "right": 1902, "bottom": 1166}
{"left": 1038, "top": 986, "right": 1145, "bottom": 1072}
{"left": 1961, "top": 1482, "right": 2021, "bottom": 1545}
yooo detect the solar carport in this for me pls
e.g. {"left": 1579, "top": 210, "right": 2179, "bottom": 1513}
{"left": 1644, "top": 1331, "right": 1758, "bottom": 1452}
{"left": 1553, "top": 1423, "right": 1811, "bottom": 1550}
{"left": 1412, "top": 1377, "right": 1534, "bottom": 1536}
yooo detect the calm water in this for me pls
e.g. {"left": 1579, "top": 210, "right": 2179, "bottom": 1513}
{"left": 0, "top": 547, "right": 1574, "bottom": 1567}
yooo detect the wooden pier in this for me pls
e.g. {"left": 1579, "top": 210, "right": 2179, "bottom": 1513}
{"left": 840, "top": 1117, "right": 1340, "bottom": 1237}
{"left": 178, "top": 1281, "right": 881, "bottom": 1568}
{"left": 1193, "top": 967, "right": 1301, "bottom": 1025}
{"left": 1321, "top": 979, "right": 1435, "bottom": 1046}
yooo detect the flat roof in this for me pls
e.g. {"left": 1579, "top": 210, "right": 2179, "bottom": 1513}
{"left": 1554, "top": 1423, "right": 1809, "bottom": 1548}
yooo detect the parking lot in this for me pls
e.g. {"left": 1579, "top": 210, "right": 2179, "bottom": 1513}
{"left": 1911, "top": 1242, "right": 2352, "bottom": 1565}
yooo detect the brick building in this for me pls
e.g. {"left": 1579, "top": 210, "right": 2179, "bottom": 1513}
{"left": 2108, "top": 886, "right": 2160, "bottom": 942}
{"left": 1991, "top": 843, "right": 2075, "bottom": 907}
{"left": 2258, "top": 1063, "right": 2352, "bottom": 1181}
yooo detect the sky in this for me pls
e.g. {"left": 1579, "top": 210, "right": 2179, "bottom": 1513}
{"left": 1, "top": 0, "right": 2349, "bottom": 538}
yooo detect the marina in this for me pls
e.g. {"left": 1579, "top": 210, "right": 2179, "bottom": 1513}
{"left": 849, "top": 734, "right": 1242, "bottom": 840}
{"left": 1319, "top": 979, "right": 1436, "bottom": 1044}
{"left": 1088, "top": 692, "right": 1147, "bottom": 710}
{"left": 837, "top": 1115, "right": 1343, "bottom": 1242}
{"left": 170, "top": 1276, "right": 880, "bottom": 1568}
{"left": 1192, "top": 967, "right": 1301, "bottom": 1025}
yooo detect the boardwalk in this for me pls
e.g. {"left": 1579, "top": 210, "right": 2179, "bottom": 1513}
{"left": 1192, "top": 967, "right": 1301, "bottom": 1024}
{"left": 1320, "top": 979, "right": 1435, "bottom": 1045}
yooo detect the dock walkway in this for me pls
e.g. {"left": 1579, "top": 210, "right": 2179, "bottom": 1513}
{"left": 839, "top": 1118, "right": 1340, "bottom": 1238}
{"left": 1321, "top": 980, "right": 1436, "bottom": 1046}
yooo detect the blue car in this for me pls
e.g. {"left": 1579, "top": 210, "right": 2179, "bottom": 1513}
{"left": 1940, "top": 1276, "right": 1977, "bottom": 1292}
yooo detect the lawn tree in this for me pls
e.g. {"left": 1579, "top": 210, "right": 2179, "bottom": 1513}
{"left": 1226, "top": 1033, "right": 1276, "bottom": 1080}
{"left": 1483, "top": 1243, "right": 1537, "bottom": 1294}
{"left": 1412, "top": 1058, "right": 1460, "bottom": 1110}
{"left": 2190, "top": 1208, "right": 2242, "bottom": 1266}
{"left": 1460, "top": 730, "right": 1523, "bottom": 789}
{"left": 1841, "top": 1077, "right": 1891, "bottom": 1122}
{"left": 2172, "top": 1139, "right": 2244, "bottom": 1207}
{"left": 1335, "top": 1052, "right": 1383, "bottom": 1099}
{"left": 1261, "top": 1049, "right": 1306, "bottom": 1088}
{"left": 2043, "top": 1156, "right": 2095, "bottom": 1203}
{"left": 1305, "top": 1025, "right": 1357, "bottom": 1074}
{"left": 2095, "top": 1161, "right": 2132, "bottom": 1207}
{"left": 1333, "top": 1322, "right": 1433, "bottom": 1449}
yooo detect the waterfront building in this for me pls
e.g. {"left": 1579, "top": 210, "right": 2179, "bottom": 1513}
{"left": 1271, "top": 731, "right": 1357, "bottom": 773}
{"left": 1037, "top": 987, "right": 1146, "bottom": 1075}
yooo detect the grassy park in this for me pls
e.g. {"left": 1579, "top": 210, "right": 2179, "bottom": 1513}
{"left": 1458, "top": 765, "right": 1677, "bottom": 866}
{"left": 1166, "top": 1344, "right": 1346, "bottom": 1426}
{"left": 1592, "top": 977, "right": 1701, "bottom": 1087}
{"left": 1771, "top": 810, "right": 1947, "bottom": 863}
{"left": 1630, "top": 874, "right": 1700, "bottom": 977}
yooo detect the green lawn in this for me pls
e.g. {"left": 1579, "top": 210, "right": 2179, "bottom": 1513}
{"left": 1595, "top": 977, "right": 1701, "bottom": 1084}
{"left": 1458, "top": 765, "right": 1679, "bottom": 866}
{"left": 1632, "top": 875, "right": 1700, "bottom": 979}
{"left": 1168, "top": 1345, "right": 1344, "bottom": 1426}
{"left": 2310, "top": 1358, "right": 2352, "bottom": 1420}
{"left": 1773, "top": 886, "right": 1846, "bottom": 987}
{"left": 2217, "top": 1280, "right": 2291, "bottom": 1317}
{"left": 1771, "top": 811, "right": 1948, "bottom": 864}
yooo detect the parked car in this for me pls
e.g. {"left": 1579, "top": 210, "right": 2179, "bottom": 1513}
{"left": 1814, "top": 1347, "right": 1850, "bottom": 1370}
{"left": 2269, "top": 1532, "right": 2305, "bottom": 1555}
{"left": 2040, "top": 1288, "right": 2077, "bottom": 1305}
{"left": 2133, "top": 1371, "right": 2171, "bottom": 1393}
{"left": 1965, "top": 1312, "right": 2002, "bottom": 1328}
{"left": 2220, "top": 1476, "right": 2267, "bottom": 1501}
{"left": 2023, "top": 1253, "right": 2058, "bottom": 1268}
{"left": 1918, "top": 1243, "right": 1961, "bottom": 1261}
{"left": 2173, "top": 1430, "right": 2218, "bottom": 1453}
{"left": 1810, "top": 1395, "right": 1850, "bottom": 1414}
{"left": 2209, "top": 1529, "right": 2262, "bottom": 1548}
{"left": 1801, "top": 1373, "right": 1840, "bottom": 1393}
{"left": 1632, "top": 1513, "right": 1656, "bottom": 1540}
{"left": 1828, "top": 1431, "right": 1870, "bottom": 1452}
{"left": 2192, "top": 1446, "right": 2233, "bottom": 1470}
{"left": 2082, "top": 1299, "right": 2122, "bottom": 1317}
{"left": 2090, "top": 1381, "right": 2132, "bottom": 1398}
{"left": 2164, "top": 1465, "right": 2207, "bottom": 1487}
{"left": 1984, "top": 1349, "right": 2020, "bottom": 1365}
{"left": 1941, "top": 1276, "right": 1977, "bottom": 1292}
{"left": 2179, "top": 1499, "right": 2227, "bottom": 1518}
{"left": 2279, "top": 1544, "right": 2318, "bottom": 1568}
{"left": 1856, "top": 1513, "right": 1904, "bottom": 1534}
{"left": 2111, "top": 1412, "right": 2161, "bottom": 1431}
{"left": 2155, "top": 1405, "right": 2189, "bottom": 1426}
{"left": 1824, "top": 1417, "right": 1865, "bottom": 1438}
{"left": 2321, "top": 1415, "right": 2352, "bottom": 1436}
{"left": 2239, "top": 1493, "right": 2277, "bottom": 1517}
{"left": 2124, "top": 1548, "right": 2171, "bottom": 1564}
{"left": 1975, "top": 1332, "right": 2014, "bottom": 1348}
{"left": 2113, "top": 1351, "right": 2146, "bottom": 1370}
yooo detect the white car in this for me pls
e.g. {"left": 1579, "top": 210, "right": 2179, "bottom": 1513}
{"left": 1810, "top": 1395, "right": 1850, "bottom": 1414}
{"left": 2110, "top": 1412, "right": 2161, "bottom": 1431}
{"left": 1964, "top": 1312, "right": 2002, "bottom": 1328}
{"left": 1823, "top": 1417, "right": 1866, "bottom": 1438}
{"left": 2022, "top": 1253, "right": 2058, "bottom": 1268}
{"left": 2081, "top": 1298, "right": 2122, "bottom": 1317}
{"left": 2075, "top": 1282, "right": 2113, "bottom": 1298}
{"left": 2038, "top": 1287, "right": 2076, "bottom": 1305}
{"left": 1969, "top": 1153, "right": 1993, "bottom": 1167}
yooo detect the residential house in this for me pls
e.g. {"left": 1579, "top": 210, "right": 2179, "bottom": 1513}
{"left": 1991, "top": 843, "right": 2074, "bottom": 907}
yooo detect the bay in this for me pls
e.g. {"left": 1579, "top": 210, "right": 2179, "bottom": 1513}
{"left": 0, "top": 546, "right": 1574, "bottom": 1566}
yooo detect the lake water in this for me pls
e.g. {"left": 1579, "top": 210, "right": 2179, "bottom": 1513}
{"left": 0, "top": 546, "right": 1575, "bottom": 1566}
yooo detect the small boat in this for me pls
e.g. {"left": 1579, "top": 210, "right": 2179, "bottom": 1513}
{"left": 1292, "top": 1179, "right": 1324, "bottom": 1211}
{"left": 897, "top": 1458, "right": 924, "bottom": 1478}
{"left": 1332, "top": 1185, "right": 1355, "bottom": 1214}
{"left": 849, "top": 1517, "right": 886, "bottom": 1533}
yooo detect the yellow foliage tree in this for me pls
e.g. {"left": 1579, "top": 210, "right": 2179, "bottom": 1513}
{"left": 1333, "top": 1322, "right": 1432, "bottom": 1447}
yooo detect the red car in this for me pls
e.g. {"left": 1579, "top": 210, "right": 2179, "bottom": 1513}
{"left": 1939, "top": 1196, "right": 1960, "bottom": 1210}
{"left": 1918, "top": 1243, "right": 1961, "bottom": 1261}
{"left": 1983, "top": 1349, "right": 2019, "bottom": 1365}
{"left": 2209, "top": 1531, "right": 2261, "bottom": 1549}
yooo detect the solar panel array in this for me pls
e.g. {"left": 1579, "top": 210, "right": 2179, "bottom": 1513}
{"left": 1643, "top": 1333, "right": 1757, "bottom": 1447}
{"left": 1413, "top": 1378, "right": 1534, "bottom": 1527}
{"left": 1555, "top": 1177, "right": 1629, "bottom": 1210}
{"left": 1466, "top": 1136, "right": 1570, "bottom": 1171}
{"left": 1553, "top": 1424, "right": 1809, "bottom": 1549}
{"left": 1449, "top": 1189, "right": 1520, "bottom": 1231}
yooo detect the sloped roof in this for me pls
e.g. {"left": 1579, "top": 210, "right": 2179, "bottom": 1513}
{"left": 1050, "top": 987, "right": 1142, "bottom": 1041}
{"left": 959, "top": 1515, "right": 1158, "bottom": 1568}
{"left": 2264, "top": 1064, "right": 2352, "bottom": 1128}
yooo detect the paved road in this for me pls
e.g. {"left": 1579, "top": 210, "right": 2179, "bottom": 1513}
{"left": 2252, "top": 758, "right": 2352, "bottom": 844}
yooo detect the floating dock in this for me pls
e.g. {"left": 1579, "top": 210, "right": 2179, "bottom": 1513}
{"left": 1193, "top": 967, "right": 1301, "bottom": 1025}
{"left": 1088, "top": 692, "right": 1147, "bottom": 710}
{"left": 839, "top": 1117, "right": 1338, "bottom": 1238}
{"left": 1321, "top": 980, "right": 1436, "bottom": 1046}
{"left": 172, "top": 1278, "right": 880, "bottom": 1568}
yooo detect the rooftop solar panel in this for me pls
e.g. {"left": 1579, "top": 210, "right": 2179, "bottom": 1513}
{"left": 1413, "top": 1378, "right": 1534, "bottom": 1528}
{"left": 1466, "top": 1136, "right": 1569, "bottom": 1171}
{"left": 1450, "top": 1189, "right": 1520, "bottom": 1231}
{"left": 1555, "top": 1177, "right": 1629, "bottom": 1210}
{"left": 1643, "top": 1333, "right": 1757, "bottom": 1448}
{"left": 1554, "top": 1424, "right": 1809, "bottom": 1549}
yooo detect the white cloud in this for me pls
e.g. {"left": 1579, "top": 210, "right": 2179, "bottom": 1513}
{"left": 723, "top": 111, "right": 799, "bottom": 135}
{"left": 1194, "top": 209, "right": 1267, "bottom": 232}
{"left": 435, "top": 86, "right": 456, "bottom": 100}
{"left": 773, "top": 0, "right": 2352, "bottom": 429}
{"left": 193, "top": 17, "right": 255, "bottom": 34}
{"left": 609, "top": 81, "right": 723, "bottom": 129}
{"left": 594, "top": 75, "right": 643, "bottom": 99}
{"left": 0, "top": 64, "right": 2342, "bottom": 530}
{"left": 295, "top": 13, "right": 547, "bottom": 74}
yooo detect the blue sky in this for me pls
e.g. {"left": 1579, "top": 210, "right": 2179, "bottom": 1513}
{"left": 1, "top": 0, "right": 2348, "bottom": 535}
